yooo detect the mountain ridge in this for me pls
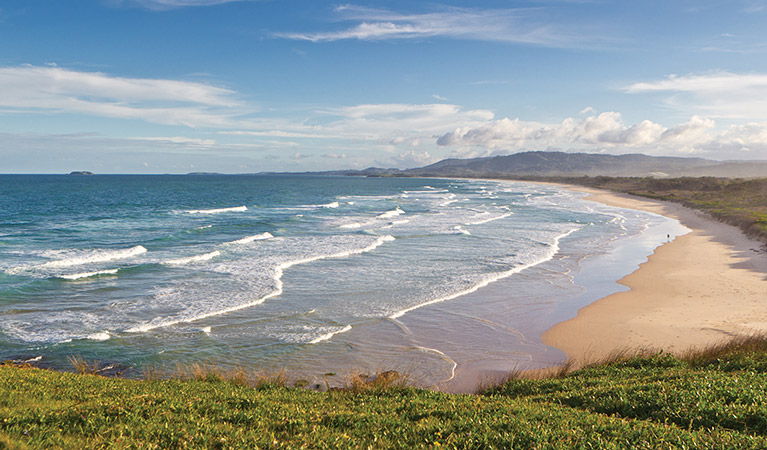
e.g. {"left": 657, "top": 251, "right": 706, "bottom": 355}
{"left": 335, "top": 151, "right": 767, "bottom": 178}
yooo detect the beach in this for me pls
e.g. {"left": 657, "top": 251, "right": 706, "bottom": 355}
{"left": 543, "top": 185, "right": 767, "bottom": 368}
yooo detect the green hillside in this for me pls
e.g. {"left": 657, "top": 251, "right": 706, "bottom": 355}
{"left": 3, "top": 338, "right": 767, "bottom": 449}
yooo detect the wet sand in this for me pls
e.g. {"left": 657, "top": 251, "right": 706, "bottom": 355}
{"left": 543, "top": 186, "right": 767, "bottom": 368}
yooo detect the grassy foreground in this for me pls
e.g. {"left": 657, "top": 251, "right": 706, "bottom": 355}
{"left": 3, "top": 339, "right": 767, "bottom": 449}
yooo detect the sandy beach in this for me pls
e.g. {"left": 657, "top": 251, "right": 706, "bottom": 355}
{"left": 543, "top": 186, "right": 767, "bottom": 368}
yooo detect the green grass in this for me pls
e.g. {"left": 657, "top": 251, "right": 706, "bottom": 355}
{"left": 4, "top": 340, "right": 767, "bottom": 448}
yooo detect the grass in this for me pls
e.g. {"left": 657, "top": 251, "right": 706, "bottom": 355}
{"left": 3, "top": 339, "right": 767, "bottom": 448}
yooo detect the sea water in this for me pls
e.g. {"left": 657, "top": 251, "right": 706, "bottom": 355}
{"left": 0, "top": 175, "right": 687, "bottom": 387}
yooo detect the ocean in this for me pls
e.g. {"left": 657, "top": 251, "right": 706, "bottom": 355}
{"left": 0, "top": 174, "right": 687, "bottom": 388}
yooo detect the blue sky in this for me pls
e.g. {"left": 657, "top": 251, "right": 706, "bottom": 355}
{"left": 2, "top": 0, "right": 767, "bottom": 173}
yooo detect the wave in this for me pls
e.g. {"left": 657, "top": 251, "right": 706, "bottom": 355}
{"left": 377, "top": 207, "right": 405, "bottom": 219}
{"left": 225, "top": 232, "right": 274, "bottom": 245}
{"left": 389, "top": 228, "right": 579, "bottom": 319}
{"left": 40, "top": 245, "right": 147, "bottom": 269}
{"left": 163, "top": 250, "right": 221, "bottom": 265}
{"left": 453, "top": 226, "right": 471, "bottom": 235}
{"left": 126, "top": 235, "right": 396, "bottom": 333}
{"left": 58, "top": 268, "right": 120, "bottom": 280}
{"left": 465, "top": 212, "right": 513, "bottom": 226}
{"left": 339, "top": 222, "right": 362, "bottom": 229}
{"left": 185, "top": 206, "right": 247, "bottom": 214}
{"left": 309, "top": 325, "right": 352, "bottom": 344}
{"left": 86, "top": 331, "right": 111, "bottom": 341}
{"left": 320, "top": 202, "right": 339, "bottom": 208}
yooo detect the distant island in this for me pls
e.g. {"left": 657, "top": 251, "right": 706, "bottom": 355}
{"left": 68, "top": 171, "right": 94, "bottom": 176}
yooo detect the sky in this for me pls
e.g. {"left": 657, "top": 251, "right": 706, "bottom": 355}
{"left": 2, "top": 0, "right": 767, "bottom": 173}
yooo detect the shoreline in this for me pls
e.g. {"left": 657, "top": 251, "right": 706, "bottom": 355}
{"left": 542, "top": 185, "right": 767, "bottom": 369}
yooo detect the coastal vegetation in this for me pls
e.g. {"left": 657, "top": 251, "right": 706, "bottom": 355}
{"left": 3, "top": 337, "right": 767, "bottom": 448}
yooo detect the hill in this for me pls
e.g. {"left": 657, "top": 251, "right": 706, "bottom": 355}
{"left": 342, "top": 151, "right": 767, "bottom": 178}
{"left": 3, "top": 337, "right": 767, "bottom": 448}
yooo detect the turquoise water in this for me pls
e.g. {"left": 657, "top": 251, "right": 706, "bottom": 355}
{"left": 0, "top": 175, "right": 686, "bottom": 386}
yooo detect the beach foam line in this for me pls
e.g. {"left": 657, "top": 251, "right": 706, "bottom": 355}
{"left": 163, "top": 250, "right": 221, "bottom": 265}
{"left": 40, "top": 245, "right": 147, "bottom": 269}
{"left": 225, "top": 232, "right": 273, "bottom": 245}
{"left": 309, "top": 325, "right": 352, "bottom": 344}
{"left": 185, "top": 206, "right": 247, "bottom": 214}
{"left": 465, "top": 212, "right": 513, "bottom": 225}
{"left": 414, "top": 346, "right": 458, "bottom": 383}
{"left": 389, "top": 228, "right": 579, "bottom": 319}
{"left": 58, "top": 268, "right": 120, "bottom": 280}
{"left": 126, "top": 235, "right": 396, "bottom": 333}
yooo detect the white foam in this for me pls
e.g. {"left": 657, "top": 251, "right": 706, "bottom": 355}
{"left": 163, "top": 250, "right": 221, "bottom": 265}
{"left": 453, "top": 226, "right": 471, "bottom": 235}
{"left": 59, "top": 268, "right": 120, "bottom": 280}
{"left": 389, "top": 227, "right": 579, "bottom": 319}
{"left": 321, "top": 202, "right": 340, "bottom": 208}
{"left": 201, "top": 326, "right": 212, "bottom": 334}
{"left": 414, "top": 346, "right": 458, "bottom": 383}
{"left": 41, "top": 246, "right": 147, "bottom": 269}
{"left": 186, "top": 206, "right": 247, "bottom": 214}
{"left": 339, "top": 222, "right": 362, "bottom": 229}
{"left": 377, "top": 207, "right": 405, "bottom": 219}
{"left": 465, "top": 212, "right": 513, "bottom": 226}
{"left": 86, "top": 331, "right": 111, "bottom": 341}
{"left": 309, "top": 325, "right": 352, "bottom": 344}
{"left": 126, "top": 235, "right": 396, "bottom": 333}
{"left": 225, "top": 232, "right": 273, "bottom": 245}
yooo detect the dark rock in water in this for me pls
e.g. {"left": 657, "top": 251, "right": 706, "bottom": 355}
{"left": 68, "top": 171, "right": 94, "bottom": 175}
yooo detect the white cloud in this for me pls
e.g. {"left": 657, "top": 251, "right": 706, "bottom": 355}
{"left": 435, "top": 111, "right": 767, "bottom": 159}
{"left": 132, "top": 136, "right": 217, "bottom": 146}
{"left": 393, "top": 150, "right": 437, "bottom": 168}
{"left": 110, "top": 0, "right": 248, "bottom": 10}
{"left": 275, "top": 5, "right": 599, "bottom": 48}
{"left": 290, "top": 152, "right": 312, "bottom": 160}
{"left": 433, "top": 94, "right": 449, "bottom": 101}
{"left": 0, "top": 65, "right": 245, "bottom": 127}
{"left": 625, "top": 72, "right": 767, "bottom": 120}
{"left": 322, "top": 153, "right": 348, "bottom": 159}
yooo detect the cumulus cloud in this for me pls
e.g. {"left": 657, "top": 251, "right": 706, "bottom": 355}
{"left": 392, "top": 150, "right": 437, "bottom": 168}
{"left": 0, "top": 65, "right": 245, "bottom": 127}
{"left": 290, "top": 152, "right": 312, "bottom": 160}
{"left": 434, "top": 110, "right": 765, "bottom": 159}
{"left": 625, "top": 72, "right": 767, "bottom": 120}
{"left": 275, "top": 5, "right": 598, "bottom": 48}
